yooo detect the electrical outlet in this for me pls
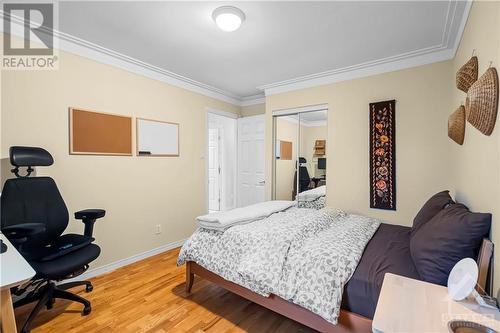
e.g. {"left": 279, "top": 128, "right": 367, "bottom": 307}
{"left": 155, "top": 224, "right": 161, "bottom": 234}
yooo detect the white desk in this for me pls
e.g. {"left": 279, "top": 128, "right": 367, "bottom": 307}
{"left": 0, "top": 233, "right": 36, "bottom": 333}
{"left": 372, "top": 273, "right": 500, "bottom": 333}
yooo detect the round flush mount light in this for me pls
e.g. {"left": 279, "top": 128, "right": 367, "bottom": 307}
{"left": 212, "top": 6, "right": 245, "bottom": 32}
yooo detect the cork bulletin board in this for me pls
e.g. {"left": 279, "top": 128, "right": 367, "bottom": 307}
{"left": 69, "top": 108, "right": 133, "bottom": 156}
{"left": 279, "top": 141, "right": 292, "bottom": 160}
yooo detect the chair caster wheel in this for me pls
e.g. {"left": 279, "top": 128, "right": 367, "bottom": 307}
{"left": 82, "top": 305, "right": 91, "bottom": 316}
{"left": 86, "top": 284, "right": 93, "bottom": 292}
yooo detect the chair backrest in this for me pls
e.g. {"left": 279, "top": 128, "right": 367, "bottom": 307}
{"left": 296, "top": 157, "right": 310, "bottom": 182}
{"left": 0, "top": 147, "right": 69, "bottom": 248}
{"left": 294, "top": 157, "right": 311, "bottom": 193}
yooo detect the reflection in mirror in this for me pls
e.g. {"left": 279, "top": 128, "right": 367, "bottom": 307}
{"left": 297, "top": 110, "right": 327, "bottom": 208}
{"left": 273, "top": 109, "right": 327, "bottom": 209}
{"left": 274, "top": 116, "right": 298, "bottom": 201}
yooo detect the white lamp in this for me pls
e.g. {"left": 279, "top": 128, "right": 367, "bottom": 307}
{"left": 212, "top": 6, "right": 245, "bottom": 32}
{"left": 447, "top": 258, "right": 497, "bottom": 310}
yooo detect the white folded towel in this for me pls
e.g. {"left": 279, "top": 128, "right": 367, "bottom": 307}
{"left": 197, "top": 200, "right": 295, "bottom": 231}
{"left": 297, "top": 185, "right": 326, "bottom": 202}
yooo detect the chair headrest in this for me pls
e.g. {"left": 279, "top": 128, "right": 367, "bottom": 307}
{"left": 296, "top": 157, "right": 307, "bottom": 169}
{"left": 10, "top": 146, "right": 53, "bottom": 167}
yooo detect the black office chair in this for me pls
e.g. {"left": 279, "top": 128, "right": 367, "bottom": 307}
{"left": 293, "top": 157, "right": 311, "bottom": 195}
{"left": 0, "top": 146, "right": 105, "bottom": 333}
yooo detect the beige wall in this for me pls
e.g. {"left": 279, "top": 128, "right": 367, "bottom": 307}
{"left": 450, "top": 1, "right": 500, "bottom": 293}
{"left": 1, "top": 49, "right": 240, "bottom": 268}
{"left": 266, "top": 60, "right": 454, "bottom": 227}
{"left": 240, "top": 103, "right": 265, "bottom": 117}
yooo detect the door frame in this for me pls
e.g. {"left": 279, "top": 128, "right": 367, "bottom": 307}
{"left": 205, "top": 108, "right": 239, "bottom": 213}
{"left": 208, "top": 127, "right": 222, "bottom": 212}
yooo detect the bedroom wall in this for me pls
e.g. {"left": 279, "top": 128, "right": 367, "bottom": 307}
{"left": 1, "top": 45, "right": 240, "bottom": 269}
{"left": 240, "top": 103, "right": 266, "bottom": 117}
{"left": 265, "top": 60, "right": 454, "bottom": 227}
{"left": 449, "top": 1, "right": 500, "bottom": 295}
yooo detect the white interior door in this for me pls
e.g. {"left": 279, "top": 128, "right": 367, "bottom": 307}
{"left": 237, "top": 115, "right": 266, "bottom": 207}
{"left": 208, "top": 128, "right": 221, "bottom": 211}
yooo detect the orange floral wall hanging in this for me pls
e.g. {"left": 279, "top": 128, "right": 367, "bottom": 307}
{"left": 370, "top": 100, "right": 396, "bottom": 210}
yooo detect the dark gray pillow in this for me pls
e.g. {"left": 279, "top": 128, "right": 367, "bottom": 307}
{"left": 411, "top": 190, "right": 454, "bottom": 237}
{"left": 410, "top": 203, "right": 491, "bottom": 286}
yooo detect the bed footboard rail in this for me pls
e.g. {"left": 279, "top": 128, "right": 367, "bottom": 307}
{"left": 184, "top": 261, "right": 371, "bottom": 333}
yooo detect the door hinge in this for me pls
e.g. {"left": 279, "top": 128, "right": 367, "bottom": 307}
{"left": 218, "top": 166, "right": 221, "bottom": 174}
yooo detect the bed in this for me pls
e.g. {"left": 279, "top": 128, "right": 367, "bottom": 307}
{"left": 297, "top": 185, "right": 326, "bottom": 209}
{"left": 341, "top": 223, "right": 420, "bottom": 319}
{"left": 179, "top": 191, "right": 493, "bottom": 333}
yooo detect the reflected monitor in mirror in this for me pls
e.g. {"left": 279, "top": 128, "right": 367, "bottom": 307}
{"left": 318, "top": 158, "right": 326, "bottom": 170}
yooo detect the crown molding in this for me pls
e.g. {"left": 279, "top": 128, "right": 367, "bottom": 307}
{"left": 2, "top": 0, "right": 472, "bottom": 104}
{"left": 58, "top": 32, "right": 244, "bottom": 105}
{"left": 1, "top": 11, "right": 245, "bottom": 106}
{"left": 258, "top": 0, "right": 472, "bottom": 96}
{"left": 272, "top": 103, "right": 328, "bottom": 117}
{"left": 240, "top": 94, "right": 266, "bottom": 107}
{"left": 259, "top": 47, "right": 455, "bottom": 96}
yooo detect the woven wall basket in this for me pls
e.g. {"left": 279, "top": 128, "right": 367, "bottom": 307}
{"left": 456, "top": 56, "right": 478, "bottom": 93}
{"left": 448, "top": 105, "right": 466, "bottom": 145}
{"left": 466, "top": 67, "right": 499, "bottom": 136}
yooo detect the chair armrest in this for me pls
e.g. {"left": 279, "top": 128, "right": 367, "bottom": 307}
{"left": 75, "top": 209, "right": 105, "bottom": 220}
{"left": 74, "top": 209, "right": 105, "bottom": 237}
{"left": 2, "top": 223, "right": 46, "bottom": 243}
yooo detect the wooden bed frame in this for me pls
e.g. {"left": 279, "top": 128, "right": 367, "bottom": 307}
{"left": 185, "top": 238, "right": 493, "bottom": 333}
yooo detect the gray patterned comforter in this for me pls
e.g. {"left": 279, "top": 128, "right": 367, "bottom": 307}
{"left": 298, "top": 196, "right": 326, "bottom": 209}
{"left": 177, "top": 207, "right": 380, "bottom": 324}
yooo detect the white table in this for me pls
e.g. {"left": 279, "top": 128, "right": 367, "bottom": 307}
{"left": 0, "top": 233, "right": 36, "bottom": 333}
{"left": 372, "top": 273, "right": 500, "bottom": 333}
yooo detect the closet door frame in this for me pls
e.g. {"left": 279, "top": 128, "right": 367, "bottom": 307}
{"left": 271, "top": 104, "right": 328, "bottom": 203}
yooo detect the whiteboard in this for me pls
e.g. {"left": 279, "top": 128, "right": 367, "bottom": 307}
{"left": 136, "top": 118, "right": 179, "bottom": 156}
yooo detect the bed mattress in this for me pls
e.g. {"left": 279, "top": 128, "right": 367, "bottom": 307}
{"left": 341, "top": 223, "right": 421, "bottom": 319}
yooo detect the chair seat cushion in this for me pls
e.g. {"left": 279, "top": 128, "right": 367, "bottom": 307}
{"left": 23, "top": 234, "right": 95, "bottom": 262}
{"left": 30, "top": 244, "right": 100, "bottom": 280}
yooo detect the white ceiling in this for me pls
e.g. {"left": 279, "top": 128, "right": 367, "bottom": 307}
{"left": 57, "top": 1, "right": 469, "bottom": 102}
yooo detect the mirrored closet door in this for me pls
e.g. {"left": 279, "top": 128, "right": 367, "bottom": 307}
{"left": 272, "top": 107, "right": 328, "bottom": 207}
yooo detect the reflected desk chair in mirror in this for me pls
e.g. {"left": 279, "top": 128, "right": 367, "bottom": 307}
{"left": 0, "top": 146, "right": 105, "bottom": 333}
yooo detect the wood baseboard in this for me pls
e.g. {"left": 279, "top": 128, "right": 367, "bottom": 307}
{"left": 186, "top": 261, "right": 372, "bottom": 333}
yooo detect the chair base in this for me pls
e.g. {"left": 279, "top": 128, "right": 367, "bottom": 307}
{"left": 14, "top": 280, "right": 93, "bottom": 333}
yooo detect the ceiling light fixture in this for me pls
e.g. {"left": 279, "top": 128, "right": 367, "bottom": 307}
{"left": 212, "top": 6, "right": 245, "bottom": 32}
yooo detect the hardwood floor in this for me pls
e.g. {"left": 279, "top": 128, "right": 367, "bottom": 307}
{"left": 15, "top": 247, "right": 316, "bottom": 333}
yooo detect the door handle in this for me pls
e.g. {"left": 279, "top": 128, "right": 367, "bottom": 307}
{"left": 257, "top": 181, "right": 265, "bottom": 185}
